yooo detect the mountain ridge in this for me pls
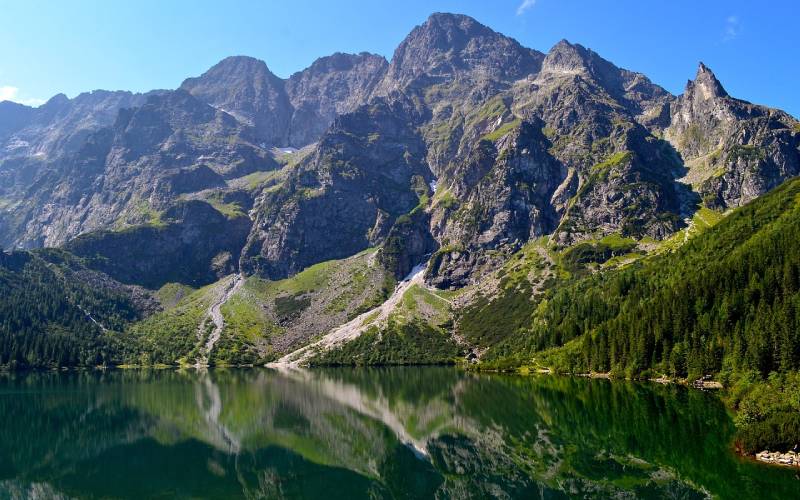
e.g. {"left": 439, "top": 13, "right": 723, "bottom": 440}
{"left": 0, "top": 11, "right": 798, "bottom": 378}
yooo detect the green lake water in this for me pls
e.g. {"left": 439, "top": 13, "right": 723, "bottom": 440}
{"left": 0, "top": 367, "right": 797, "bottom": 499}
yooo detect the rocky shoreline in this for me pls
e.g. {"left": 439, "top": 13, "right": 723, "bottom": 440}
{"left": 755, "top": 450, "right": 800, "bottom": 467}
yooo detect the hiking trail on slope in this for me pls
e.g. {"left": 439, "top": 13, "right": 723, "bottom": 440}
{"left": 195, "top": 273, "right": 244, "bottom": 367}
{"left": 270, "top": 262, "right": 428, "bottom": 367}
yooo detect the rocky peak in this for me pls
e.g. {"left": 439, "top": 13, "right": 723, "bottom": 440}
{"left": 540, "top": 38, "right": 628, "bottom": 86}
{"left": 665, "top": 61, "right": 800, "bottom": 211}
{"left": 376, "top": 12, "right": 543, "bottom": 93}
{"left": 536, "top": 39, "right": 672, "bottom": 126}
{"left": 181, "top": 55, "right": 291, "bottom": 145}
{"left": 41, "top": 93, "right": 70, "bottom": 109}
{"left": 181, "top": 56, "right": 280, "bottom": 95}
{"left": 686, "top": 62, "right": 728, "bottom": 101}
{"left": 285, "top": 52, "right": 388, "bottom": 146}
{"left": 541, "top": 39, "right": 594, "bottom": 75}
{"left": 294, "top": 52, "right": 387, "bottom": 76}
{"left": 0, "top": 101, "right": 34, "bottom": 139}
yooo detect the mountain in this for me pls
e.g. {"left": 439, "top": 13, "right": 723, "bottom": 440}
{"left": 374, "top": 12, "right": 543, "bottom": 95}
{"left": 0, "top": 12, "right": 798, "bottom": 381}
{"left": 180, "top": 56, "right": 293, "bottom": 146}
{"left": 240, "top": 95, "right": 432, "bottom": 280}
{"left": 2, "top": 13, "right": 797, "bottom": 267}
{"left": 181, "top": 52, "right": 389, "bottom": 148}
{"left": 0, "top": 90, "right": 157, "bottom": 160}
{"left": 0, "top": 89, "right": 275, "bottom": 248}
{"left": 665, "top": 63, "right": 800, "bottom": 209}
{"left": 286, "top": 52, "right": 388, "bottom": 146}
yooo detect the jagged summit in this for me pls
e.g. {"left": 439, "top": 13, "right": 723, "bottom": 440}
{"left": 420, "top": 12, "right": 494, "bottom": 39}
{"left": 375, "top": 12, "right": 543, "bottom": 93}
{"left": 0, "top": 10, "right": 797, "bottom": 269}
{"left": 291, "top": 52, "right": 387, "bottom": 76}
{"left": 541, "top": 38, "right": 595, "bottom": 75}
{"left": 180, "top": 55, "right": 290, "bottom": 143}
{"left": 687, "top": 62, "right": 729, "bottom": 99}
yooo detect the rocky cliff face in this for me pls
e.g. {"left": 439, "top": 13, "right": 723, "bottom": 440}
{"left": 180, "top": 56, "right": 293, "bottom": 146}
{"left": 0, "top": 89, "right": 275, "bottom": 248}
{"left": 0, "top": 12, "right": 797, "bottom": 291}
{"left": 240, "top": 96, "right": 432, "bottom": 279}
{"left": 427, "top": 121, "right": 563, "bottom": 287}
{"left": 286, "top": 52, "right": 388, "bottom": 147}
{"left": 665, "top": 63, "right": 800, "bottom": 209}
{"left": 65, "top": 200, "right": 251, "bottom": 288}
{"left": 0, "top": 90, "right": 155, "bottom": 160}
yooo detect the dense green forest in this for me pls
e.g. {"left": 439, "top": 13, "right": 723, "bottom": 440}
{"left": 485, "top": 177, "right": 800, "bottom": 379}
{"left": 477, "top": 177, "right": 800, "bottom": 452}
{"left": 0, "top": 249, "right": 141, "bottom": 368}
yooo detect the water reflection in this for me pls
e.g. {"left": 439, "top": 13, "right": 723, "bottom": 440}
{"left": 0, "top": 368, "right": 796, "bottom": 498}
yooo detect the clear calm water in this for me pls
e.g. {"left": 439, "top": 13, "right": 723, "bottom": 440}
{"left": 0, "top": 368, "right": 797, "bottom": 499}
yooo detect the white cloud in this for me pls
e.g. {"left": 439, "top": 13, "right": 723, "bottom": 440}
{"left": 0, "top": 85, "right": 45, "bottom": 106}
{"left": 517, "top": 0, "right": 536, "bottom": 16}
{"left": 18, "top": 97, "right": 45, "bottom": 106}
{"left": 723, "top": 15, "right": 740, "bottom": 42}
{"left": 0, "top": 85, "right": 18, "bottom": 101}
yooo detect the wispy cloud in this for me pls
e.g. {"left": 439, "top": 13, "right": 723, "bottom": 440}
{"left": 0, "top": 85, "right": 45, "bottom": 106}
{"left": 516, "top": 0, "right": 536, "bottom": 16}
{"left": 0, "top": 85, "right": 18, "bottom": 102}
{"left": 723, "top": 15, "right": 740, "bottom": 42}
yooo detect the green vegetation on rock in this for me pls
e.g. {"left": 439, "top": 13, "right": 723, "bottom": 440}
{"left": 480, "top": 118, "right": 521, "bottom": 142}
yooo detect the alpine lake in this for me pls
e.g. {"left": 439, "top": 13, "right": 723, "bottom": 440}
{"left": 0, "top": 367, "right": 797, "bottom": 499}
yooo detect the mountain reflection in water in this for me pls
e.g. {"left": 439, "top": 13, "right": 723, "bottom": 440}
{"left": 0, "top": 367, "right": 796, "bottom": 499}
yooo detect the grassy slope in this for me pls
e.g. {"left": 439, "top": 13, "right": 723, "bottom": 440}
{"left": 217, "top": 248, "right": 393, "bottom": 363}
{"left": 312, "top": 282, "right": 460, "bottom": 366}
{"left": 128, "top": 248, "right": 394, "bottom": 366}
{"left": 126, "top": 281, "right": 219, "bottom": 366}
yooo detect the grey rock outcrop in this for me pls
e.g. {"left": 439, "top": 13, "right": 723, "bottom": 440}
{"left": 65, "top": 199, "right": 251, "bottom": 288}
{"left": 180, "top": 56, "right": 293, "bottom": 146}
{"left": 286, "top": 52, "right": 388, "bottom": 146}
{"left": 240, "top": 96, "right": 432, "bottom": 279}
{"left": 665, "top": 63, "right": 800, "bottom": 209}
{"left": 0, "top": 12, "right": 797, "bottom": 291}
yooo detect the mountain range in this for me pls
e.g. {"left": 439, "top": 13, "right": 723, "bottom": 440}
{"left": 1, "top": 12, "right": 799, "bottom": 396}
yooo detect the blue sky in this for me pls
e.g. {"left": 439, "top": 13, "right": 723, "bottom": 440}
{"left": 1, "top": 0, "right": 797, "bottom": 116}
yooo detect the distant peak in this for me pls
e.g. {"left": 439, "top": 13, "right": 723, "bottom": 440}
{"left": 541, "top": 39, "right": 593, "bottom": 74}
{"left": 426, "top": 12, "right": 477, "bottom": 24}
{"left": 42, "top": 93, "right": 70, "bottom": 108}
{"left": 547, "top": 39, "right": 590, "bottom": 56}
{"left": 47, "top": 93, "right": 69, "bottom": 103}
{"left": 687, "top": 62, "right": 728, "bottom": 99}
{"left": 553, "top": 38, "right": 575, "bottom": 49}
{"left": 211, "top": 55, "right": 271, "bottom": 72}
{"left": 180, "top": 55, "right": 282, "bottom": 95}
{"left": 418, "top": 11, "right": 491, "bottom": 37}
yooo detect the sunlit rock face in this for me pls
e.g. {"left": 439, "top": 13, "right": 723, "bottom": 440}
{"left": 0, "top": 13, "right": 797, "bottom": 288}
